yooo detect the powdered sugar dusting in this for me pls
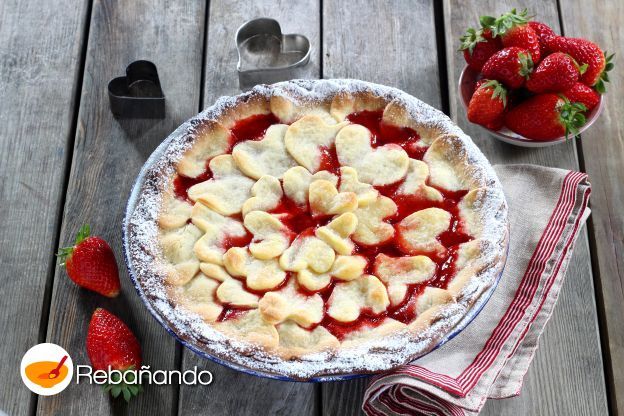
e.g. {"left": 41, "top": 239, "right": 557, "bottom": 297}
{"left": 123, "top": 79, "right": 508, "bottom": 380}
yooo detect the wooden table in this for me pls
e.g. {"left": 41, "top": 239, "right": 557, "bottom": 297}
{"left": 1, "top": 1, "right": 620, "bottom": 415}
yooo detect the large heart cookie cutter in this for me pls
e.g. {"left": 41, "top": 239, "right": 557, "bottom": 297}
{"left": 236, "top": 18, "right": 311, "bottom": 90}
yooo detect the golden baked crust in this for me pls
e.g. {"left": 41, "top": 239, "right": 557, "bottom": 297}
{"left": 126, "top": 79, "right": 508, "bottom": 379}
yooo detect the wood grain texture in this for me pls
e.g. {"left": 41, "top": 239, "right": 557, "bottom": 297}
{"left": 557, "top": 1, "right": 624, "bottom": 413}
{"left": 321, "top": 1, "right": 441, "bottom": 414}
{"left": 0, "top": 0, "right": 89, "bottom": 414}
{"left": 177, "top": 1, "right": 321, "bottom": 415}
{"left": 36, "top": 1, "right": 206, "bottom": 414}
{"left": 323, "top": 0, "right": 442, "bottom": 108}
{"left": 444, "top": 1, "right": 608, "bottom": 415}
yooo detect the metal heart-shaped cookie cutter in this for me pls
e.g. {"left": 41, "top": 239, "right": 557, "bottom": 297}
{"left": 108, "top": 60, "right": 165, "bottom": 119}
{"left": 236, "top": 18, "right": 311, "bottom": 90}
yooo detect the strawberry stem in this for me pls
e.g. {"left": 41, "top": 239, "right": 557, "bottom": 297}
{"left": 558, "top": 98, "right": 588, "bottom": 140}
{"left": 480, "top": 80, "right": 508, "bottom": 106}
{"left": 518, "top": 52, "right": 534, "bottom": 78}
{"left": 56, "top": 224, "right": 91, "bottom": 266}
{"left": 595, "top": 52, "right": 614, "bottom": 94}
{"left": 102, "top": 367, "right": 143, "bottom": 402}
{"left": 481, "top": 8, "right": 531, "bottom": 37}
{"left": 459, "top": 27, "right": 486, "bottom": 54}
{"left": 75, "top": 224, "right": 90, "bottom": 245}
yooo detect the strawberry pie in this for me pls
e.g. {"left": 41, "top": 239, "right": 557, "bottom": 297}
{"left": 126, "top": 79, "right": 508, "bottom": 379}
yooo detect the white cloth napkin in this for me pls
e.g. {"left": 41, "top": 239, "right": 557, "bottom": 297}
{"left": 363, "top": 165, "right": 591, "bottom": 416}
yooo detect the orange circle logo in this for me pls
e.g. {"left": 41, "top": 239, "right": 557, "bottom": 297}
{"left": 21, "top": 343, "right": 73, "bottom": 395}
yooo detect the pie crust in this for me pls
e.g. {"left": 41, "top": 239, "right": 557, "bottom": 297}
{"left": 126, "top": 79, "right": 508, "bottom": 379}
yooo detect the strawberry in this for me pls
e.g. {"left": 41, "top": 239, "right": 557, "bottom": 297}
{"left": 480, "top": 8, "right": 541, "bottom": 63}
{"left": 467, "top": 80, "right": 507, "bottom": 130}
{"left": 547, "top": 36, "right": 614, "bottom": 92}
{"left": 528, "top": 21, "right": 557, "bottom": 56}
{"left": 562, "top": 82, "right": 600, "bottom": 112}
{"left": 526, "top": 52, "right": 584, "bottom": 93}
{"left": 459, "top": 28, "right": 502, "bottom": 72}
{"left": 482, "top": 47, "right": 533, "bottom": 89}
{"left": 57, "top": 224, "right": 120, "bottom": 297}
{"left": 504, "top": 93, "right": 587, "bottom": 140}
{"left": 87, "top": 308, "right": 142, "bottom": 401}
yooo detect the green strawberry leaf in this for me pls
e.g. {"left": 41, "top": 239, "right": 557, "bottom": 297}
{"left": 481, "top": 80, "right": 508, "bottom": 106}
{"left": 479, "top": 15, "right": 497, "bottom": 28}
{"left": 518, "top": 52, "right": 534, "bottom": 78}
{"left": 459, "top": 27, "right": 486, "bottom": 54}
{"left": 56, "top": 224, "right": 91, "bottom": 266}
{"left": 559, "top": 98, "right": 588, "bottom": 140}
{"left": 484, "top": 8, "right": 531, "bottom": 37}
{"left": 111, "top": 385, "right": 122, "bottom": 398}
{"left": 103, "top": 367, "right": 143, "bottom": 402}
{"left": 578, "top": 63, "right": 588, "bottom": 75}
{"left": 75, "top": 224, "right": 90, "bottom": 245}
{"left": 596, "top": 51, "right": 614, "bottom": 94}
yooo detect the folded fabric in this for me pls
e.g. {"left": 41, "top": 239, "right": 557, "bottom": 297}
{"left": 363, "top": 164, "right": 591, "bottom": 416}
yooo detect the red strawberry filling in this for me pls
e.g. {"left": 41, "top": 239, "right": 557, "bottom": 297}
{"left": 172, "top": 111, "right": 473, "bottom": 339}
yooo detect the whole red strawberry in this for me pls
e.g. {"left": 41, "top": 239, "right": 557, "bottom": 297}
{"left": 482, "top": 47, "right": 533, "bottom": 89}
{"left": 526, "top": 52, "right": 584, "bottom": 93}
{"left": 57, "top": 224, "right": 120, "bottom": 297}
{"left": 547, "top": 36, "right": 614, "bottom": 92}
{"left": 505, "top": 94, "right": 587, "bottom": 140}
{"left": 562, "top": 82, "right": 600, "bottom": 112}
{"left": 87, "top": 308, "right": 142, "bottom": 401}
{"left": 467, "top": 80, "right": 508, "bottom": 130}
{"left": 528, "top": 21, "right": 557, "bottom": 56}
{"left": 460, "top": 28, "right": 502, "bottom": 72}
{"left": 481, "top": 8, "right": 541, "bottom": 63}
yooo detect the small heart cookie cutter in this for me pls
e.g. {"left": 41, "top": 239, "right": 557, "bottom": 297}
{"left": 108, "top": 60, "right": 165, "bottom": 119}
{"left": 236, "top": 18, "right": 311, "bottom": 90}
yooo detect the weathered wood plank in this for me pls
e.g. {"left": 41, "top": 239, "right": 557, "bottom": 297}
{"left": 36, "top": 1, "right": 206, "bottom": 414}
{"left": 0, "top": 0, "right": 90, "bottom": 414}
{"left": 444, "top": 1, "right": 608, "bottom": 415}
{"left": 321, "top": 1, "right": 442, "bottom": 414}
{"left": 558, "top": 0, "right": 624, "bottom": 413}
{"left": 177, "top": 1, "right": 321, "bottom": 414}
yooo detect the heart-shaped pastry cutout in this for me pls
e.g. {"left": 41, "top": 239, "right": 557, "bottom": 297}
{"left": 284, "top": 116, "right": 348, "bottom": 173}
{"left": 283, "top": 166, "right": 337, "bottom": 206}
{"left": 352, "top": 195, "right": 397, "bottom": 246}
{"left": 296, "top": 254, "right": 367, "bottom": 292}
{"left": 191, "top": 202, "right": 248, "bottom": 265}
{"left": 279, "top": 234, "right": 335, "bottom": 274}
{"left": 258, "top": 281, "right": 323, "bottom": 326}
{"left": 373, "top": 254, "right": 436, "bottom": 305}
{"left": 243, "top": 211, "right": 291, "bottom": 260}
{"left": 308, "top": 179, "right": 358, "bottom": 217}
{"left": 223, "top": 247, "right": 286, "bottom": 291}
{"left": 335, "top": 124, "right": 409, "bottom": 186}
{"left": 327, "top": 275, "right": 389, "bottom": 322}
{"left": 170, "top": 273, "right": 223, "bottom": 322}
{"left": 242, "top": 175, "right": 283, "bottom": 216}
{"left": 187, "top": 155, "right": 255, "bottom": 216}
{"left": 396, "top": 207, "right": 451, "bottom": 256}
{"left": 233, "top": 124, "right": 298, "bottom": 180}
{"left": 315, "top": 213, "right": 358, "bottom": 255}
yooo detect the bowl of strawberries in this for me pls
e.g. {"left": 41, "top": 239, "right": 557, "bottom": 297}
{"left": 459, "top": 8, "right": 612, "bottom": 147}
